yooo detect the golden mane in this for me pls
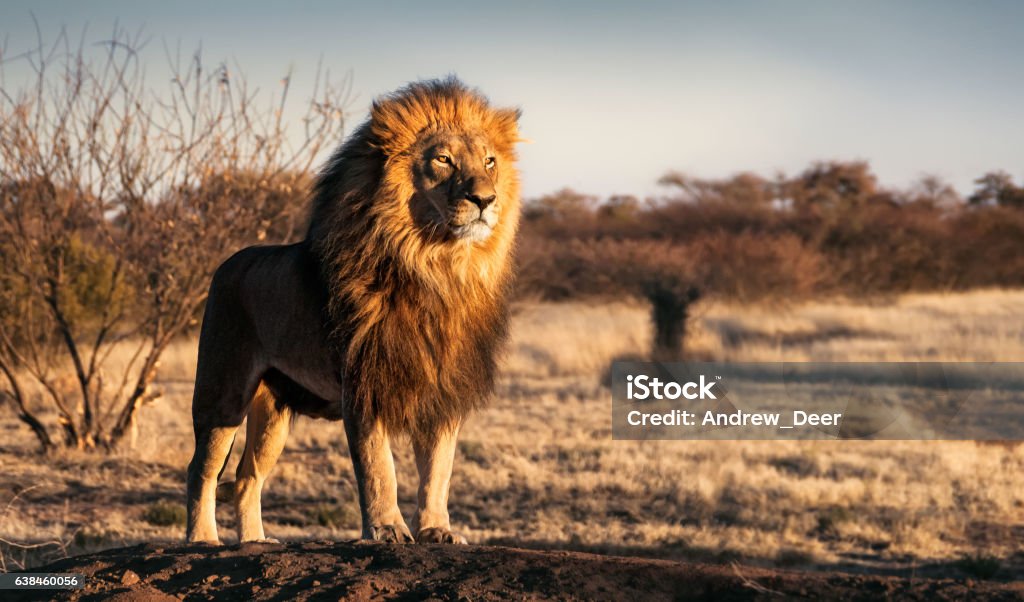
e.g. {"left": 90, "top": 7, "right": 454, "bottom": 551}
{"left": 305, "top": 78, "right": 522, "bottom": 438}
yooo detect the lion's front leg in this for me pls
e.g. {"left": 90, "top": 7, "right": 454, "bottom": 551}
{"left": 343, "top": 409, "right": 413, "bottom": 543}
{"left": 411, "top": 421, "right": 467, "bottom": 544}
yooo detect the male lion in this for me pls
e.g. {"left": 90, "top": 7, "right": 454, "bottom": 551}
{"left": 185, "top": 78, "right": 521, "bottom": 545}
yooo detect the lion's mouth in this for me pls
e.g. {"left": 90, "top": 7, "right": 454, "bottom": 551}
{"left": 451, "top": 218, "right": 493, "bottom": 242}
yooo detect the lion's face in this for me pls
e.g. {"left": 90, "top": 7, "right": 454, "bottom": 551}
{"left": 409, "top": 130, "right": 505, "bottom": 243}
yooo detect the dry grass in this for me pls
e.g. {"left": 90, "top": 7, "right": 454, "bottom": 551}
{"left": 689, "top": 288, "right": 1024, "bottom": 362}
{"left": 1, "top": 289, "right": 1023, "bottom": 576}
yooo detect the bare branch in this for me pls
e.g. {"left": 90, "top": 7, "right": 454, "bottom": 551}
{"left": 0, "top": 26, "right": 347, "bottom": 451}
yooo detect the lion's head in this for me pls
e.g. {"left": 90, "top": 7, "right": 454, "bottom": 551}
{"left": 309, "top": 78, "right": 522, "bottom": 278}
{"left": 306, "top": 78, "right": 523, "bottom": 435}
{"left": 366, "top": 78, "right": 521, "bottom": 250}
{"left": 408, "top": 129, "right": 503, "bottom": 242}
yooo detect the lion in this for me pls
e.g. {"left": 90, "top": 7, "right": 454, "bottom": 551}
{"left": 185, "top": 78, "right": 522, "bottom": 545}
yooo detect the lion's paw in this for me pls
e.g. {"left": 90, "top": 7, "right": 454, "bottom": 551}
{"left": 367, "top": 524, "right": 414, "bottom": 543}
{"left": 237, "top": 539, "right": 283, "bottom": 554}
{"left": 186, "top": 538, "right": 222, "bottom": 546}
{"left": 416, "top": 527, "right": 468, "bottom": 544}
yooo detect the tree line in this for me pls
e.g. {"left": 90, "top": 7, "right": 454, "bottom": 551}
{"left": 517, "top": 162, "right": 1024, "bottom": 303}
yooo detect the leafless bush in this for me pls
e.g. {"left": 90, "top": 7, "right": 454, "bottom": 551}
{"left": 0, "top": 27, "right": 348, "bottom": 451}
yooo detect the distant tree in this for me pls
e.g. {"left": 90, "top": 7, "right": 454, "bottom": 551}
{"left": 786, "top": 161, "right": 881, "bottom": 211}
{"left": 657, "top": 172, "right": 711, "bottom": 204}
{"left": 643, "top": 279, "right": 702, "bottom": 360}
{"left": 968, "top": 171, "right": 1024, "bottom": 208}
{"left": 597, "top": 194, "right": 642, "bottom": 221}
{"left": 522, "top": 188, "right": 597, "bottom": 222}
{"left": 905, "top": 175, "right": 961, "bottom": 209}
{"left": 658, "top": 171, "right": 775, "bottom": 206}
{"left": 716, "top": 172, "right": 776, "bottom": 206}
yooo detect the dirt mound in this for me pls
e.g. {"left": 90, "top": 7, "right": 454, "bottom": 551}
{"left": 7, "top": 541, "right": 1022, "bottom": 601}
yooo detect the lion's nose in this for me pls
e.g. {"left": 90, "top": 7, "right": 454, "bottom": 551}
{"left": 466, "top": 192, "right": 496, "bottom": 211}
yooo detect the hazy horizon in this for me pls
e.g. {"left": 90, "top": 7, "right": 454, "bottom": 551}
{"left": 2, "top": 0, "right": 1023, "bottom": 200}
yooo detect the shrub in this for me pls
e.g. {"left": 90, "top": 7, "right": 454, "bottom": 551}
{"left": 956, "top": 553, "right": 1002, "bottom": 580}
{"left": 143, "top": 501, "right": 188, "bottom": 527}
{"left": 312, "top": 503, "right": 359, "bottom": 529}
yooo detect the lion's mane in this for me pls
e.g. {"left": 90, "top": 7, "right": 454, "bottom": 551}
{"left": 305, "top": 78, "right": 521, "bottom": 438}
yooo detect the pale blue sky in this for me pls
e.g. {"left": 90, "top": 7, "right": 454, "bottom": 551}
{"left": 2, "top": 1, "right": 1023, "bottom": 199}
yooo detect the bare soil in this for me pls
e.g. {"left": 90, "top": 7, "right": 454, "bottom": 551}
{"left": 8, "top": 541, "right": 1024, "bottom": 601}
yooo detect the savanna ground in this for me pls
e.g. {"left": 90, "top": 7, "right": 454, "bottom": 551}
{"left": 1, "top": 289, "right": 1023, "bottom": 585}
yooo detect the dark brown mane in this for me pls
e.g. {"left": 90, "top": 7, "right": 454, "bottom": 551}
{"left": 304, "top": 78, "right": 521, "bottom": 438}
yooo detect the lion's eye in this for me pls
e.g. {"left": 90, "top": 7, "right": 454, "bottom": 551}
{"left": 485, "top": 157, "right": 496, "bottom": 170}
{"left": 435, "top": 155, "right": 451, "bottom": 165}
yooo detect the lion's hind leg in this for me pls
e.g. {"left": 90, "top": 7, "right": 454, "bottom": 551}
{"left": 186, "top": 423, "right": 239, "bottom": 544}
{"left": 234, "top": 382, "right": 291, "bottom": 543}
{"left": 186, "top": 318, "right": 263, "bottom": 544}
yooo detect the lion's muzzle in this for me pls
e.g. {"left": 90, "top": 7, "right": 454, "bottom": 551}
{"left": 451, "top": 177, "right": 499, "bottom": 241}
